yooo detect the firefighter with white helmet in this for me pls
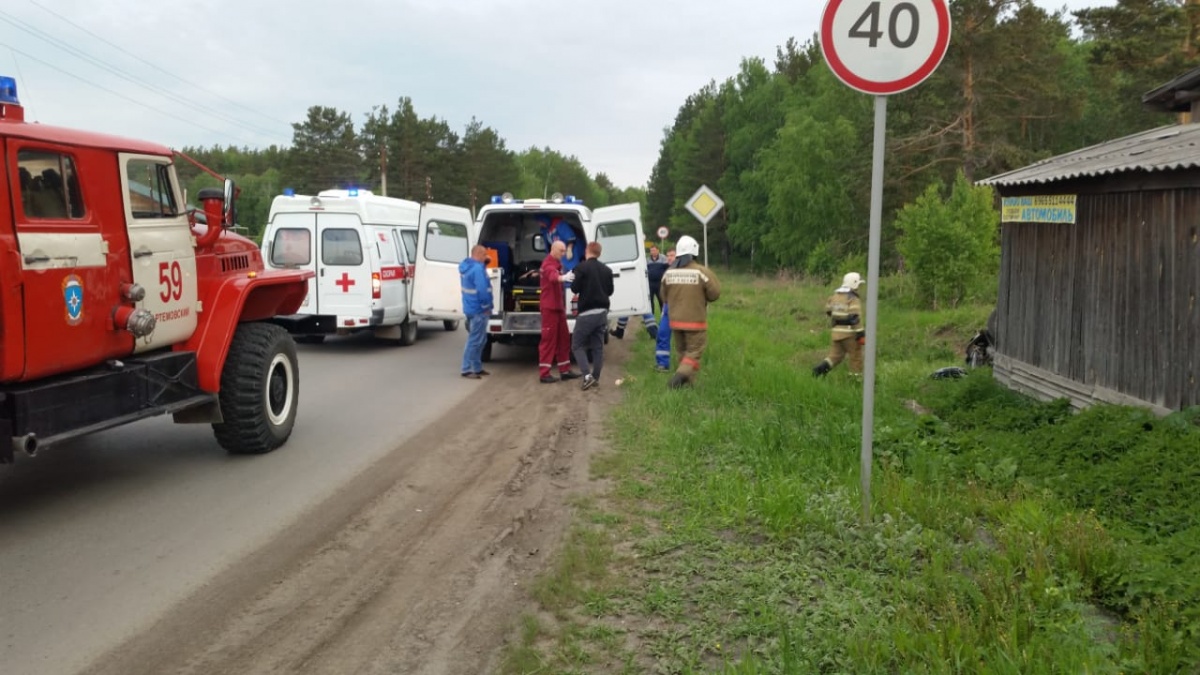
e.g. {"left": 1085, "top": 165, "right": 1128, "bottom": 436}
{"left": 813, "top": 272, "right": 866, "bottom": 377}
{"left": 658, "top": 235, "right": 721, "bottom": 389}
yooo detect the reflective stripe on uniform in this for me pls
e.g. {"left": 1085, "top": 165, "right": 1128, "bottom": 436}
{"left": 670, "top": 321, "right": 707, "bottom": 330}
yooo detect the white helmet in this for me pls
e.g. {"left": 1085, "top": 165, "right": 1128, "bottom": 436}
{"left": 842, "top": 272, "right": 863, "bottom": 290}
{"left": 676, "top": 235, "right": 700, "bottom": 257}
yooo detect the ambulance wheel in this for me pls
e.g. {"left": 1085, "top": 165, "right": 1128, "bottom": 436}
{"left": 399, "top": 318, "right": 418, "bottom": 346}
{"left": 481, "top": 338, "right": 493, "bottom": 363}
{"left": 443, "top": 319, "right": 459, "bottom": 331}
{"left": 213, "top": 322, "right": 299, "bottom": 455}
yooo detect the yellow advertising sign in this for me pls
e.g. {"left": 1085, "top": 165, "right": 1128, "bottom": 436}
{"left": 1001, "top": 195, "right": 1077, "bottom": 224}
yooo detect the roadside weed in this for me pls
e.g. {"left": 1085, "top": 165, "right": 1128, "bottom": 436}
{"left": 500, "top": 274, "right": 1198, "bottom": 674}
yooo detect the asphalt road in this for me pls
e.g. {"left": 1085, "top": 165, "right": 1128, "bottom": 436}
{"left": 0, "top": 322, "right": 481, "bottom": 675}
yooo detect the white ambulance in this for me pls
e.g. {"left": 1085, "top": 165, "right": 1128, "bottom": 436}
{"left": 260, "top": 188, "right": 459, "bottom": 345}
{"left": 410, "top": 192, "right": 651, "bottom": 361}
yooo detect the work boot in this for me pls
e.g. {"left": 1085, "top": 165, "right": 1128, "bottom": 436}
{"left": 540, "top": 375, "right": 558, "bottom": 384}
{"left": 646, "top": 325, "right": 658, "bottom": 341}
{"left": 560, "top": 371, "right": 581, "bottom": 381}
{"left": 812, "top": 360, "right": 832, "bottom": 378}
{"left": 611, "top": 326, "right": 625, "bottom": 339}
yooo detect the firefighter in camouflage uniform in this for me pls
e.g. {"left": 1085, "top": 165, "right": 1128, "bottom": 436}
{"left": 659, "top": 236, "right": 721, "bottom": 389}
{"left": 813, "top": 272, "right": 866, "bottom": 377}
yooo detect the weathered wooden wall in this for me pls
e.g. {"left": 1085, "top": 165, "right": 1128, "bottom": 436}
{"left": 994, "top": 187, "right": 1199, "bottom": 412}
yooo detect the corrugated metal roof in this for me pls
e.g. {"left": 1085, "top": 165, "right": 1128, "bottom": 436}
{"left": 977, "top": 122, "right": 1200, "bottom": 187}
{"left": 1142, "top": 65, "right": 1200, "bottom": 113}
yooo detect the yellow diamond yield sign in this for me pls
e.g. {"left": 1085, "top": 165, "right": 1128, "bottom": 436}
{"left": 685, "top": 184, "right": 724, "bottom": 225}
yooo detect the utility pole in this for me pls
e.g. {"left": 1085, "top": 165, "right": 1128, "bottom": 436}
{"left": 425, "top": 176, "right": 432, "bottom": 201}
{"left": 469, "top": 184, "right": 477, "bottom": 221}
{"left": 380, "top": 145, "right": 387, "bottom": 196}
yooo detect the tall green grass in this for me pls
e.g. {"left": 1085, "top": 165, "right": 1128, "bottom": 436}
{"left": 501, "top": 274, "right": 1199, "bottom": 674}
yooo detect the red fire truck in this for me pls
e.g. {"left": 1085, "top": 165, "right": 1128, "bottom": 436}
{"left": 0, "top": 76, "right": 313, "bottom": 462}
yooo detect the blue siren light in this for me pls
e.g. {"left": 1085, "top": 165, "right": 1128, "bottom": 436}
{"left": 348, "top": 187, "right": 359, "bottom": 197}
{"left": 490, "top": 195, "right": 503, "bottom": 204}
{"left": 283, "top": 187, "right": 296, "bottom": 196}
{"left": 0, "top": 76, "right": 19, "bottom": 105}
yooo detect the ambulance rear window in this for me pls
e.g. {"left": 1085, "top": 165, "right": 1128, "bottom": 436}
{"left": 270, "top": 228, "right": 311, "bottom": 266}
{"left": 596, "top": 220, "right": 639, "bottom": 263}
{"left": 322, "top": 228, "right": 363, "bottom": 266}
{"left": 424, "top": 221, "right": 468, "bottom": 264}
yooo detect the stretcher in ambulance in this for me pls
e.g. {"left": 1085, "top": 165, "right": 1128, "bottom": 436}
{"left": 410, "top": 192, "right": 650, "bottom": 361}
{"left": 261, "top": 189, "right": 459, "bottom": 345}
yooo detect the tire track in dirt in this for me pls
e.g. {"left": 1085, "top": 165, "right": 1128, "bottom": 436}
{"left": 82, "top": 341, "right": 630, "bottom": 675}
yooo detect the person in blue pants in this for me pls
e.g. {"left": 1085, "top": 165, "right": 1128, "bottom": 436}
{"left": 458, "top": 245, "right": 493, "bottom": 379}
{"left": 655, "top": 302, "right": 672, "bottom": 372}
{"left": 611, "top": 311, "right": 657, "bottom": 340}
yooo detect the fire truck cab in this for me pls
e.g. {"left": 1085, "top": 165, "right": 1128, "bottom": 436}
{"left": 0, "top": 76, "right": 313, "bottom": 462}
{"left": 410, "top": 192, "right": 651, "bottom": 361}
{"left": 261, "top": 188, "right": 458, "bottom": 345}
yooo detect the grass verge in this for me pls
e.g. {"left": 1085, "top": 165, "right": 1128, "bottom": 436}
{"left": 500, "top": 273, "right": 1200, "bottom": 674}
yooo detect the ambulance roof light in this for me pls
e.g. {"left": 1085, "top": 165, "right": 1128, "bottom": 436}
{"left": 0, "top": 76, "right": 18, "bottom": 105}
{"left": 501, "top": 192, "right": 514, "bottom": 203}
{"left": 348, "top": 187, "right": 359, "bottom": 197}
{"left": 550, "top": 192, "right": 564, "bottom": 204}
{"left": 283, "top": 187, "right": 295, "bottom": 196}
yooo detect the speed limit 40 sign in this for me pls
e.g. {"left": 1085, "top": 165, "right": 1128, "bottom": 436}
{"left": 818, "top": 0, "right": 950, "bottom": 522}
{"left": 820, "top": 0, "right": 951, "bottom": 95}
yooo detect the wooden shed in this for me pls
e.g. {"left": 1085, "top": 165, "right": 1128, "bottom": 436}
{"left": 977, "top": 78, "right": 1200, "bottom": 415}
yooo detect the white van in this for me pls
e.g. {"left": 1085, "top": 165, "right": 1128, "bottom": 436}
{"left": 410, "top": 192, "right": 651, "bottom": 361}
{"left": 260, "top": 188, "right": 459, "bottom": 345}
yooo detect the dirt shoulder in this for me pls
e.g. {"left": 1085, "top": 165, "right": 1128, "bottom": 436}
{"left": 83, "top": 337, "right": 633, "bottom": 675}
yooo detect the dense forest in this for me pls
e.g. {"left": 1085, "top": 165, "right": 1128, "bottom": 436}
{"left": 179, "top": 0, "right": 1196, "bottom": 280}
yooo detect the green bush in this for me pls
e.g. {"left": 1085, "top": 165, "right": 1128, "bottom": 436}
{"left": 895, "top": 171, "right": 1000, "bottom": 309}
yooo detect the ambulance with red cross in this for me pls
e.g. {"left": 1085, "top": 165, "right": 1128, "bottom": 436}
{"left": 260, "top": 189, "right": 459, "bottom": 345}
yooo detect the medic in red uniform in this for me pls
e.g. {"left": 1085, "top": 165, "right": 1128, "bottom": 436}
{"left": 537, "top": 240, "right": 581, "bottom": 383}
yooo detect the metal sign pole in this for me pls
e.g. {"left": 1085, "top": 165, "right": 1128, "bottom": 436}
{"left": 861, "top": 94, "right": 887, "bottom": 522}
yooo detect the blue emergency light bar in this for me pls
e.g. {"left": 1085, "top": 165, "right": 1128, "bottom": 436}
{"left": 348, "top": 187, "right": 359, "bottom": 196}
{"left": 488, "top": 192, "right": 585, "bottom": 205}
{"left": 283, "top": 187, "right": 296, "bottom": 196}
{"left": 0, "top": 76, "right": 19, "bottom": 105}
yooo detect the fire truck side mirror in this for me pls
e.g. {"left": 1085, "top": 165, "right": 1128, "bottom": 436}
{"left": 222, "top": 178, "right": 236, "bottom": 227}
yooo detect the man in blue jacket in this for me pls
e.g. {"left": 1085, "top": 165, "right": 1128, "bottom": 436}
{"left": 459, "top": 245, "right": 494, "bottom": 379}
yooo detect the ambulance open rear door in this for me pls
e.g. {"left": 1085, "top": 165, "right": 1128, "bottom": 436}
{"left": 411, "top": 203, "right": 476, "bottom": 321}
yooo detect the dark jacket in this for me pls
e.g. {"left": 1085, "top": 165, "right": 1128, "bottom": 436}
{"left": 570, "top": 257, "right": 614, "bottom": 313}
{"left": 539, "top": 254, "right": 567, "bottom": 312}
{"left": 646, "top": 253, "right": 669, "bottom": 288}
{"left": 458, "top": 257, "right": 493, "bottom": 315}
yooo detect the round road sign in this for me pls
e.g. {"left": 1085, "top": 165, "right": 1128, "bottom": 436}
{"left": 820, "top": 0, "right": 951, "bottom": 95}
{"left": 656, "top": 226, "right": 669, "bottom": 239}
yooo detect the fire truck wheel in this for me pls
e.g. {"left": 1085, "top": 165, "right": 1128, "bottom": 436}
{"left": 399, "top": 318, "right": 418, "bottom": 346}
{"left": 443, "top": 319, "right": 459, "bottom": 332}
{"left": 213, "top": 322, "right": 299, "bottom": 455}
{"left": 481, "top": 337, "right": 493, "bottom": 363}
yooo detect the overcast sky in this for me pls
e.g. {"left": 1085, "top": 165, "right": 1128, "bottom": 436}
{"left": 2, "top": 0, "right": 1113, "bottom": 189}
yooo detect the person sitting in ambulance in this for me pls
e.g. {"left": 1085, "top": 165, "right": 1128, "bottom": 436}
{"left": 536, "top": 214, "right": 584, "bottom": 272}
